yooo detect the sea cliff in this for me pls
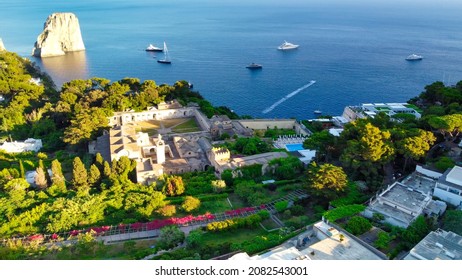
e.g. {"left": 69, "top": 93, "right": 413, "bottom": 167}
{"left": 32, "top": 13, "right": 85, "bottom": 57}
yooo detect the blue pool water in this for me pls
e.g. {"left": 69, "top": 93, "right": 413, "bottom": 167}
{"left": 285, "top": 143, "right": 304, "bottom": 152}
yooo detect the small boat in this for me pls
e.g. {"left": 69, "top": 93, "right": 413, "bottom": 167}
{"left": 314, "top": 110, "right": 322, "bottom": 114}
{"left": 145, "top": 44, "right": 163, "bottom": 52}
{"left": 157, "top": 42, "right": 171, "bottom": 64}
{"left": 278, "top": 40, "right": 299, "bottom": 50}
{"left": 406, "top": 54, "right": 423, "bottom": 61}
{"left": 246, "top": 63, "right": 262, "bottom": 69}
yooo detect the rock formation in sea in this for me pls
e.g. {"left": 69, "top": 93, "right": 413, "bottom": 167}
{"left": 32, "top": 13, "right": 85, "bottom": 57}
{"left": 0, "top": 38, "right": 5, "bottom": 51}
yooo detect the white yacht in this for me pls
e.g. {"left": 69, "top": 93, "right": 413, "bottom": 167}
{"left": 146, "top": 44, "right": 163, "bottom": 52}
{"left": 406, "top": 54, "right": 423, "bottom": 61}
{"left": 278, "top": 41, "right": 299, "bottom": 50}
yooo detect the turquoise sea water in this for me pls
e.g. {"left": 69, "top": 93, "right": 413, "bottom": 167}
{"left": 1, "top": 0, "right": 462, "bottom": 119}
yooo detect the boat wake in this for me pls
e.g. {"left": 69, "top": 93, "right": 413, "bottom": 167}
{"left": 262, "top": 80, "right": 316, "bottom": 114}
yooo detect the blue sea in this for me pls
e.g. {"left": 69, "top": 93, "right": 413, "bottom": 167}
{"left": 1, "top": 0, "right": 462, "bottom": 120}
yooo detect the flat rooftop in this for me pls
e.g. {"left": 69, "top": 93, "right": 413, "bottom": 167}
{"left": 400, "top": 173, "right": 435, "bottom": 195}
{"left": 405, "top": 229, "right": 462, "bottom": 260}
{"left": 380, "top": 182, "right": 430, "bottom": 212}
{"left": 229, "top": 222, "right": 382, "bottom": 260}
{"left": 447, "top": 166, "right": 462, "bottom": 186}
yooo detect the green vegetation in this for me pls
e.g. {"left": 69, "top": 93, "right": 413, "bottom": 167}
{"left": 345, "top": 216, "right": 372, "bottom": 235}
{"left": 323, "top": 204, "right": 366, "bottom": 222}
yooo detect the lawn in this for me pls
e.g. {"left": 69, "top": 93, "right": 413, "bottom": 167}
{"left": 195, "top": 198, "right": 232, "bottom": 214}
{"left": 202, "top": 227, "right": 268, "bottom": 246}
{"left": 171, "top": 118, "right": 201, "bottom": 133}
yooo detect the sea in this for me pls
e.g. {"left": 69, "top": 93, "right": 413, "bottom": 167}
{"left": 1, "top": 0, "right": 462, "bottom": 120}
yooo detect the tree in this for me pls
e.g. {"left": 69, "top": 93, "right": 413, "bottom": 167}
{"left": 50, "top": 159, "right": 66, "bottom": 192}
{"left": 157, "top": 205, "right": 176, "bottom": 217}
{"left": 72, "top": 157, "right": 88, "bottom": 196}
{"left": 34, "top": 167, "right": 48, "bottom": 189}
{"left": 163, "top": 175, "right": 185, "bottom": 196}
{"left": 398, "top": 129, "right": 436, "bottom": 171}
{"left": 88, "top": 164, "right": 101, "bottom": 187}
{"left": 181, "top": 196, "right": 201, "bottom": 212}
{"left": 157, "top": 226, "right": 185, "bottom": 250}
{"left": 211, "top": 180, "right": 226, "bottom": 192}
{"left": 111, "top": 156, "right": 136, "bottom": 182}
{"left": 18, "top": 160, "right": 25, "bottom": 179}
{"left": 345, "top": 216, "right": 372, "bottom": 235}
{"left": 185, "top": 229, "right": 204, "bottom": 249}
{"left": 340, "top": 120, "right": 395, "bottom": 186}
{"left": 103, "top": 161, "right": 112, "bottom": 178}
{"left": 443, "top": 210, "right": 462, "bottom": 235}
{"left": 95, "top": 153, "right": 104, "bottom": 172}
{"left": 303, "top": 130, "right": 337, "bottom": 162}
{"left": 306, "top": 162, "right": 348, "bottom": 199}
{"left": 63, "top": 107, "right": 110, "bottom": 145}
{"left": 428, "top": 114, "right": 462, "bottom": 141}
{"left": 401, "top": 216, "right": 430, "bottom": 247}
{"left": 374, "top": 231, "right": 392, "bottom": 250}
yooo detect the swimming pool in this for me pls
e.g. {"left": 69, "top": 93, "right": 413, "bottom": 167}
{"left": 285, "top": 143, "right": 304, "bottom": 152}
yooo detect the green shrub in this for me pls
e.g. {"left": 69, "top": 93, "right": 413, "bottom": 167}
{"left": 345, "top": 216, "right": 372, "bottom": 235}
{"left": 323, "top": 204, "right": 366, "bottom": 222}
{"left": 182, "top": 196, "right": 201, "bottom": 212}
{"left": 157, "top": 205, "right": 177, "bottom": 217}
{"left": 274, "top": 200, "right": 289, "bottom": 213}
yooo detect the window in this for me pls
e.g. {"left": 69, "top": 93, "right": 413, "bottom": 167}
{"left": 448, "top": 188, "right": 460, "bottom": 195}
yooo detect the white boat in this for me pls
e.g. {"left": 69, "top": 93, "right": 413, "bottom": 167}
{"left": 146, "top": 44, "right": 163, "bottom": 52}
{"left": 314, "top": 110, "right": 322, "bottom": 114}
{"left": 246, "top": 62, "right": 262, "bottom": 69}
{"left": 157, "top": 42, "right": 171, "bottom": 64}
{"left": 406, "top": 54, "right": 423, "bottom": 61}
{"left": 278, "top": 40, "right": 299, "bottom": 50}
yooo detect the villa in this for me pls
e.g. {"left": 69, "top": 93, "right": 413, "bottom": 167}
{"left": 339, "top": 102, "right": 422, "bottom": 124}
{"left": 363, "top": 169, "right": 447, "bottom": 228}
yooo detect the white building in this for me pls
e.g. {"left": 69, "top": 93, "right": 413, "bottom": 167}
{"left": 339, "top": 103, "right": 422, "bottom": 123}
{"left": 404, "top": 229, "right": 462, "bottom": 260}
{"left": 0, "top": 138, "right": 42, "bottom": 153}
{"left": 434, "top": 166, "right": 462, "bottom": 207}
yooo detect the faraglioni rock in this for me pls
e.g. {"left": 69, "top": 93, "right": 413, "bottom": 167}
{"left": 32, "top": 13, "right": 85, "bottom": 57}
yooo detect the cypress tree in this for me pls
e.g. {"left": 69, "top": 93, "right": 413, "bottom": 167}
{"left": 103, "top": 161, "right": 111, "bottom": 178}
{"left": 35, "top": 167, "right": 48, "bottom": 189}
{"left": 72, "top": 157, "right": 89, "bottom": 196}
{"left": 95, "top": 153, "right": 104, "bottom": 172}
{"left": 88, "top": 164, "right": 101, "bottom": 187}
{"left": 19, "top": 159, "right": 25, "bottom": 179}
{"left": 51, "top": 159, "right": 66, "bottom": 191}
